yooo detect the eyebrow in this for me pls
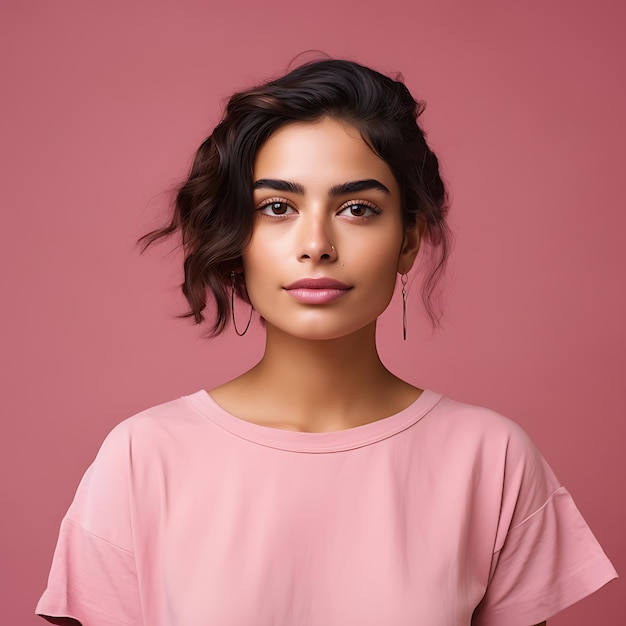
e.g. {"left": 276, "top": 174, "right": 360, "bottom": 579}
{"left": 253, "top": 178, "right": 390, "bottom": 196}
{"left": 329, "top": 179, "right": 390, "bottom": 196}
{"left": 253, "top": 179, "right": 305, "bottom": 194}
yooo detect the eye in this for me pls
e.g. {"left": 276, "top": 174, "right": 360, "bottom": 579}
{"left": 337, "top": 200, "right": 382, "bottom": 218}
{"left": 256, "top": 199, "right": 296, "bottom": 217}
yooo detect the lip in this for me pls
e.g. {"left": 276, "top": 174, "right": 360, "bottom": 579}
{"left": 284, "top": 277, "right": 352, "bottom": 304}
{"left": 284, "top": 278, "right": 351, "bottom": 290}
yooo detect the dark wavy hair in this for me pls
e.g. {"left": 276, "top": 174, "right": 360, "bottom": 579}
{"left": 140, "top": 58, "right": 451, "bottom": 336}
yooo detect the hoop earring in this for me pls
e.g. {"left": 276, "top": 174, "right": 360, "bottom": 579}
{"left": 401, "top": 273, "right": 408, "bottom": 341}
{"left": 231, "top": 271, "right": 253, "bottom": 336}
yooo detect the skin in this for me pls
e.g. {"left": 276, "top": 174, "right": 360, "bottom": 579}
{"left": 211, "top": 117, "right": 423, "bottom": 431}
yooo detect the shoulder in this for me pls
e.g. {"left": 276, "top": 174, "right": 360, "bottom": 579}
{"left": 428, "top": 394, "right": 522, "bottom": 429}
{"left": 65, "top": 393, "right": 209, "bottom": 523}
{"left": 76, "top": 392, "right": 210, "bottom": 489}
{"left": 424, "top": 394, "right": 544, "bottom": 460}
{"left": 422, "top": 394, "right": 561, "bottom": 517}
{"left": 435, "top": 394, "right": 556, "bottom": 470}
{"left": 99, "top": 392, "right": 207, "bottom": 450}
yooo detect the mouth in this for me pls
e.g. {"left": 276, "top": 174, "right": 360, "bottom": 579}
{"left": 283, "top": 277, "right": 352, "bottom": 304}
{"left": 285, "top": 278, "right": 351, "bottom": 290}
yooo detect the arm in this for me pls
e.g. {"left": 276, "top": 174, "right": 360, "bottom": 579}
{"left": 36, "top": 423, "right": 142, "bottom": 625}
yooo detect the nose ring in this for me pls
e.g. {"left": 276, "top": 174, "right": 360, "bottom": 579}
{"left": 331, "top": 245, "right": 335, "bottom": 251}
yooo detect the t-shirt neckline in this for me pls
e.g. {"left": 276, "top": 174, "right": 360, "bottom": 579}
{"left": 184, "top": 389, "right": 443, "bottom": 453}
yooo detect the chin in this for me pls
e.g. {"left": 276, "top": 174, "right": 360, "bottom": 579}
{"left": 268, "top": 318, "right": 378, "bottom": 342}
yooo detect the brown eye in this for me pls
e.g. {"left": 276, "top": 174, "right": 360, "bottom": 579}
{"left": 258, "top": 201, "right": 295, "bottom": 216}
{"left": 338, "top": 201, "right": 381, "bottom": 218}
{"left": 268, "top": 202, "right": 287, "bottom": 214}
{"left": 349, "top": 204, "right": 368, "bottom": 217}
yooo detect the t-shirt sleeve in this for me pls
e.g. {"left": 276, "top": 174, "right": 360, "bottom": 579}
{"left": 472, "top": 424, "right": 617, "bottom": 626}
{"left": 36, "top": 423, "right": 143, "bottom": 625}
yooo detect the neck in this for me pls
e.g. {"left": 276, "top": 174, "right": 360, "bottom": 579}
{"left": 260, "top": 321, "right": 386, "bottom": 394}
{"left": 235, "top": 322, "right": 413, "bottom": 431}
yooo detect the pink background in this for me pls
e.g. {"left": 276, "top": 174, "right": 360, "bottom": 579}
{"left": 1, "top": 1, "right": 623, "bottom": 623}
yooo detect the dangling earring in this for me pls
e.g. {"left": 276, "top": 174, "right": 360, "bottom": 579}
{"left": 401, "top": 273, "right": 408, "bottom": 341}
{"left": 231, "top": 270, "right": 253, "bottom": 336}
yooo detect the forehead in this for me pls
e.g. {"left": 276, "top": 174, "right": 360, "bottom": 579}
{"left": 253, "top": 118, "right": 399, "bottom": 192}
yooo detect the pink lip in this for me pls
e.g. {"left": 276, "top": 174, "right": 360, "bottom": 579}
{"left": 284, "top": 277, "right": 352, "bottom": 304}
{"left": 285, "top": 278, "right": 350, "bottom": 289}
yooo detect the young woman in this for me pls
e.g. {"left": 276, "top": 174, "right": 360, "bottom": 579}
{"left": 37, "top": 59, "right": 616, "bottom": 626}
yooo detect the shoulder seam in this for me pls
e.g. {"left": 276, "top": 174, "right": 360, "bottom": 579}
{"left": 62, "top": 516, "right": 135, "bottom": 555}
{"left": 493, "top": 485, "right": 567, "bottom": 555}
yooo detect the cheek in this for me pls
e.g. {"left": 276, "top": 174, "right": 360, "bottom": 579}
{"left": 240, "top": 237, "right": 278, "bottom": 300}
{"left": 352, "top": 240, "right": 403, "bottom": 310}
{"left": 369, "top": 255, "right": 401, "bottom": 304}
{"left": 356, "top": 230, "right": 403, "bottom": 275}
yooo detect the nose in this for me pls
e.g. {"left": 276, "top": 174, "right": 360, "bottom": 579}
{"left": 297, "top": 214, "right": 338, "bottom": 263}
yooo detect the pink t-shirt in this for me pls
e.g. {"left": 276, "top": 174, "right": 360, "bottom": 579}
{"left": 36, "top": 390, "right": 616, "bottom": 625}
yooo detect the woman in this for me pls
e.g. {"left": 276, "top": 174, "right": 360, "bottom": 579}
{"left": 36, "top": 59, "right": 616, "bottom": 626}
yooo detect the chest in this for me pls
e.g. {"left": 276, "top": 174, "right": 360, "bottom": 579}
{"left": 130, "top": 447, "right": 499, "bottom": 625}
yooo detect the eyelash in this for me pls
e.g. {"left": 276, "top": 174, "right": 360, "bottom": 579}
{"left": 255, "top": 197, "right": 383, "bottom": 220}
{"left": 256, "top": 198, "right": 295, "bottom": 217}
{"left": 340, "top": 199, "right": 383, "bottom": 219}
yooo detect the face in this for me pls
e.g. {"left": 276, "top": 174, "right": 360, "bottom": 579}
{"left": 242, "top": 117, "right": 421, "bottom": 341}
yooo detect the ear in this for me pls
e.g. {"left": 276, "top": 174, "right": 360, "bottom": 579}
{"left": 397, "top": 219, "right": 425, "bottom": 275}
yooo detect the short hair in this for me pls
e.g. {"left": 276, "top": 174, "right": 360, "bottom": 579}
{"left": 140, "top": 58, "right": 451, "bottom": 336}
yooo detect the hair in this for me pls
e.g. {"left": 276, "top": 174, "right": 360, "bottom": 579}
{"left": 140, "top": 58, "right": 451, "bottom": 336}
